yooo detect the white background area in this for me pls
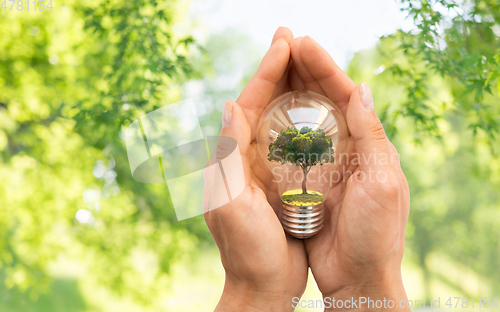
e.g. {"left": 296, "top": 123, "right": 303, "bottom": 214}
{"left": 191, "top": 0, "right": 415, "bottom": 69}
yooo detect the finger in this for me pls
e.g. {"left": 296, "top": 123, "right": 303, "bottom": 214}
{"left": 271, "top": 26, "right": 293, "bottom": 45}
{"left": 288, "top": 61, "right": 306, "bottom": 90}
{"left": 346, "top": 83, "right": 398, "bottom": 174}
{"left": 289, "top": 37, "right": 325, "bottom": 95}
{"left": 203, "top": 100, "right": 251, "bottom": 214}
{"left": 346, "top": 83, "right": 409, "bottom": 218}
{"left": 237, "top": 38, "right": 290, "bottom": 140}
{"left": 270, "top": 27, "right": 294, "bottom": 96}
{"left": 219, "top": 100, "right": 251, "bottom": 157}
{"left": 299, "top": 36, "right": 356, "bottom": 115}
{"left": 204, "top": 101, "right": 282, "bottom": 244}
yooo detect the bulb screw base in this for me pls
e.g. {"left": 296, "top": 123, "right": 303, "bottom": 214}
{"left": 281, "top": 201, "right": 325, "bottom": 239}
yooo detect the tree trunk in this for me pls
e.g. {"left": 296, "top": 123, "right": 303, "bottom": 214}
{"left": 302, "top": 166, "right": 308, "bottom": 194}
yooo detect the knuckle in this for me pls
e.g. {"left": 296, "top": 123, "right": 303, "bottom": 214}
{"left": 369, "top": 115, "right": 387, "bottom": 142}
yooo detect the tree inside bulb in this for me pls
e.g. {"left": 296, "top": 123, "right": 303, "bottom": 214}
{"left": 256, "top": 90, "right": 349, "bottom": 239}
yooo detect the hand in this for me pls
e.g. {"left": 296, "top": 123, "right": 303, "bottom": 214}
{"left": 204, "top": 28, "right": 308, "bottom": 312}
{"left": 288, "top": 36, "right": 411, "bottom": 311}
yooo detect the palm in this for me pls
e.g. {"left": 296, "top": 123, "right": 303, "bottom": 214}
{"left": 213, "top": 180, "right": 307, "bottom": 295}
{"left": 234, "top": 148, "right": 312, "bottom": 299}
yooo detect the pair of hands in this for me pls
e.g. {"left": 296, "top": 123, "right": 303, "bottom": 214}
{"left": 204, "top": 27, "right": 411, "bottom": 311}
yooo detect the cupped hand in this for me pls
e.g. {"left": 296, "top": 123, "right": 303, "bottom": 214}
{"left": 288, "top": 36, "right": 411, "bottom": 310}
{"left": 204, "top": 27, "right": 309, "bottom": 312}
{"left": 205, "top": 27, "right": 411, "bottom": 312}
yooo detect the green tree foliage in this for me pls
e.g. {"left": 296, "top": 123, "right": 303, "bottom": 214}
{"left": 347, "top": 0, "right": 500, "bottom": 300}
{"left": 268, "top": 127, "right": 333, "bottom": 194}
{"left": 0, "top": 0, "right": 206, "bottom": 305}
{"left": 380, "top": 0, "right": 500, "bottom": 143}
{"left": 1, "top": 0, "right": 499, "bottom": 309}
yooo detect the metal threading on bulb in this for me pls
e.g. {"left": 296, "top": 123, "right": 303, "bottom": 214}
{"left": 281, "top": 202, "right": 324, "bottom": 239}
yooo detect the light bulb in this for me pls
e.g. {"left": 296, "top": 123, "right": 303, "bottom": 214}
{"left": 257, "top": 90, "right": 349, "bottom": 239}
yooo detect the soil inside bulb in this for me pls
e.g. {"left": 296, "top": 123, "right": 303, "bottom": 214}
{"left": 281, "top": 189, "right": 325, "bottom": 207}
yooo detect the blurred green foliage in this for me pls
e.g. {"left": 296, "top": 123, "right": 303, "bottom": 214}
{"left": 347, "top": 0, "right": 500, "bottom": 302}
{"left": 383, "top": 0, "right": 500, "bottom": 141}
{"left": 0, "top": 0, "right": 499, "bottom": 310}
{"left": 0, "top": 0, "right": 209, "bottom": 308}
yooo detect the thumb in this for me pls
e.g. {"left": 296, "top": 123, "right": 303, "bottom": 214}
{"left": 203, "top": 100, "right": 251, "bottom": 213}
{"left": 346, "top": 83, "right": 396, "bottom": 173}
{"left": 219, "top": 100, "right": 251, "bottom": 156}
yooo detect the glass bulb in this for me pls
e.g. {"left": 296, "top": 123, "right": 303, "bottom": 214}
{"left": 256, "top": 90, "right": 349, "bottom": 239}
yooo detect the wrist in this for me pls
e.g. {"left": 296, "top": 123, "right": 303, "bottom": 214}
{"left": 322, "top": 271, "right": 410, "bottom": 311}
{"left": 215, "top": 278, "right": 296, "bottom": 312}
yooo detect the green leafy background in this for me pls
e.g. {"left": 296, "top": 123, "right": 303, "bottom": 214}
{"left": 0, "top": 0, "right": 499, "bottom": 311}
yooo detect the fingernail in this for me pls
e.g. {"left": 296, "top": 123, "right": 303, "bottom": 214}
{"left": 360, "top": 82, "right": 374, "bottom": 110}
{"left": 275, "top": 38, "right": 287, "bottom": 45}
{"left": 304, "top": 35, "right": 315, "bottom": 42}
{"left": 222, "top": 100, "right": 233, "bottom": 128}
